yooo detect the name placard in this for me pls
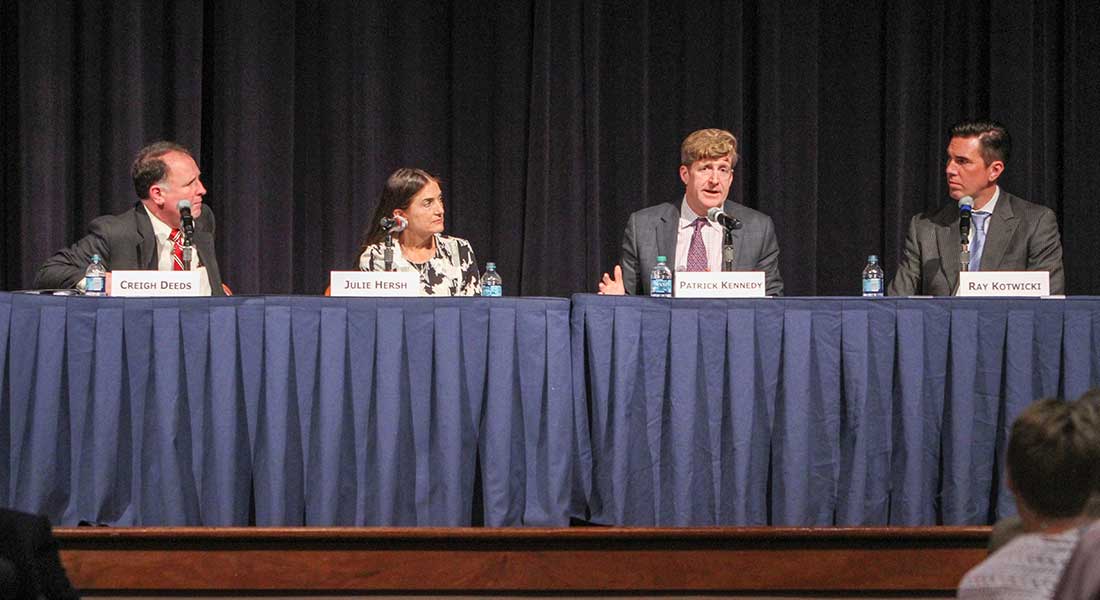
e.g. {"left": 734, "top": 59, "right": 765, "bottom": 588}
{"left": 957, "top": 271, "right": 1050, "bottom": 297}
{"left": 674, "top": 271, "right": 767, "bottom": 298}
{"left": 330, "top": 271, "right": 420, "bottom": 297}
{"left": 110, "top": 270, "right": 203, "bottom": 297}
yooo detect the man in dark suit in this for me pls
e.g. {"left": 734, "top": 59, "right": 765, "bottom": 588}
{"left": 599, "top": 128, "right": 783, "bottom": 296}
{"left": 0, "top": 508, "right": 80, "bottom": 600}
{"left": 888, "top": 120, "right": 1064, "bottom": 296}
{"left": 34, "top": 141, "right": 225, "bottom": 295}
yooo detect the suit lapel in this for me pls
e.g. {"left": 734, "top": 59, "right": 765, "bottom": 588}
{"left": 934, "top": 204, "right": 962, "bottom": 294}
{"left": 722, "top": 200, "right": 746, "bottom": 269}
{"left": 978, "top": 192, "right": 1018, "bottom": 271}
{"left": 194, "top": 231, "right": 218, "bottom": 281}
{"left": 134, "top": 204, "right": 158, "bottom": 269}
{"left": 657, "top": 204, "right": 679, "bottom": 264}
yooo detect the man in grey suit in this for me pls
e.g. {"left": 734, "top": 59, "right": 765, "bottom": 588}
{"left": 888, "top": 120, "right": 1064, "bottom": 296}
{"left": 599, "top": 128, "right": 783, "bottom": 296}
{"left": 35, "top": 141, "right": 226, "bottom": 295}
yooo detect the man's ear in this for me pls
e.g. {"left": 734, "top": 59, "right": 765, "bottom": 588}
{"left": 679, "top": 165, "right": 689, "bottom": 185}
{"left": 147, "top": 184, "right": 167, "bottom": 208}
{"left": 987, "top": 160, "right": 1005, "bottom": 184}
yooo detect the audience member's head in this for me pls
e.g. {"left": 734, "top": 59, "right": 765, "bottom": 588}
{"left": 1007, "top": 397, "right": 1100, "bottom": 525}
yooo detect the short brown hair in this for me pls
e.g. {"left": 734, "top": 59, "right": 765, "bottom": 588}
{"left": 132, "top": 141, "right": 191, "bottom": 199}
{"left": 680, "top": 128, "right": 739, "bottom": 168}
{"left": 949, "top": 119, "right": 1011, "bottom": 165}
{"left": 1008, "top": 398, "right": 1100, "bottom": 519}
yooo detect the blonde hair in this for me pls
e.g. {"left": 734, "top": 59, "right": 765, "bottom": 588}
{"left": 680, "top": 128, "right": 739, "bottom": 168}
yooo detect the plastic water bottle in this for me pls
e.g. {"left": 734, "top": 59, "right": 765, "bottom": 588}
{"left": 862, "top": 255, "right": 884, "bottom": 297}
{"left": 85, "top": 254, "right": 107, "bottom": 296}
{"left": 480, "top": 262, "right": 502, "bottom": 297}
{"left": 650, "top": 255, "right": 673, "bottom": 298}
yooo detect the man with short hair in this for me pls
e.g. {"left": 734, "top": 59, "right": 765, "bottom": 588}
{"left": 599, "top": 128, "right": 783, "bottom": 296}
{"left": 888, "top": 119, "right": 1064, "bottom": 296}
{"left": 35, "top": 141, "right": 225, "bottom": 296}
{"left": 957, "top": 398, "right": 1100, "bottom": 598}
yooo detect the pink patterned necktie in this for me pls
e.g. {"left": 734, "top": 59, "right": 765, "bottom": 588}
{"left": 686, "top": 217, "right": 708, "bottom": 271}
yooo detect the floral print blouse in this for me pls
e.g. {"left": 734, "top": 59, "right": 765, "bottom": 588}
{"left": 359, "top": 234, "right": 481, "bottom": 296}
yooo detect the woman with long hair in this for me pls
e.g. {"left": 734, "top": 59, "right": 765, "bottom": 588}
{"left": 358, "top": 168, "right": 480, "bottom": 296}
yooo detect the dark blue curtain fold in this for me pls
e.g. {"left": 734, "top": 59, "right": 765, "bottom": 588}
{"left": 0, "top": 293, "right": 576, "bottom": 527}
{"left": 571, "top": 294, "right": 1099, "bottom": 526}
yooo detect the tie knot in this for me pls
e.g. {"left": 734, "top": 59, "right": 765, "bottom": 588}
{"left": 972, "top": 211, "right": 990, "bottom": 223}
{"left": 169, "top": 228, "right": 182, "bottom": 243}
{"left": 693, "top": 217, "right": 707, "bottom": 231}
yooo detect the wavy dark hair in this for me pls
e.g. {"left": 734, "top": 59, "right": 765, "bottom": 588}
{"left": 358, "top": 168, "right": 438, "bottom": 254}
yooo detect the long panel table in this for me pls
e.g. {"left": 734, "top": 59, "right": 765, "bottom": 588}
{"left": 0, "top": 293, "right": 579, "bottom": 526}
{"left": 571, "top": 294, "right": 1100, "bottom": 527}
{"left": 6, "top": 292, "right": 1100, "bottom": 528}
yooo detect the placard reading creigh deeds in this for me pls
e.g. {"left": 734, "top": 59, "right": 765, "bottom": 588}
{"left": 957, "top": 271, "right": 1050, "bottom": 297}
{"left": 330, "top": 271, "right": 420, "bottom": 297}
{"left": 110, "top": 270, "right": 203, "bottom": 297}
{"left": 673, "top": 271, "right": 767, "bottom": 298}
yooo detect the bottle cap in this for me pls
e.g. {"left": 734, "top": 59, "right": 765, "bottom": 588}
{"left": 868, "top": 255, "right": 878, "bottom": 262}
{"left": 657, "top": 255, "right": 667, "bottom": 262}
{"left": 486, "top": 262, "right": 496, "bottom": 270}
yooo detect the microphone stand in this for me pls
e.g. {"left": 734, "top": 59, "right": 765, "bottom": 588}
{"left": 959, "top": 210, "right": 971, "bottom": 274}
{"left": 181, "top": 229, "right": 194, "bottom": 271}
{"left": 383, "top": 234, "right": 395, "bottom": 272}
{"left": 722, "top": 226, "right": 735, "bottom": 272}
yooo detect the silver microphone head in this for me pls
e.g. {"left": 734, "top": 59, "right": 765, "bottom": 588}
{"left": 958, "top": 196, "right": 974, "bottom": 210}
{"left": 178, "top": 199, "right": 192, "bottom": 213}
{"left": 706, "top": 206, "right": 723, "bottom": 223}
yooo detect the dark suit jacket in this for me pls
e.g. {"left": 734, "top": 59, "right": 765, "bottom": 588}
{"left": 34, "top": 203, "right": 225, "bottom": 295}
{"left": 0, "top": 509, "right": 80, "bottom": 600}
{"left": 620, "top": 200, "right": 784, "bottom": 296}
{"left": 887, "top": 191, "right": 1064, "bottom": 296}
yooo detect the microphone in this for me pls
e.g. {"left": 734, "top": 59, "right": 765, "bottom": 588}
{"left": 380, "top": 215, "right": 408, "bottom": 234}
{"left": 707, "top": 206, "right": 743, "bottom": 230}
{"left": 178, "top": 200, "right": 195, "bottom": 238}
{"left": 958, "top": 195, "right": 973, "bottom": 242}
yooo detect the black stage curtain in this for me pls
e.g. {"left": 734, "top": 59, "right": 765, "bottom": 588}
{"left": 2, "top": 0, "right": 1099, "bottom": 296}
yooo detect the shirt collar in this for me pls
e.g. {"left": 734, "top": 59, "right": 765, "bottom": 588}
{"left": 143, "top": 203, "right": 176, "bottom": 241}
{"left": 679, "top": 196, "right": 717, "bottom": 229}
{"left": 974, "top": 186, "right": 1000, "bottom": 215}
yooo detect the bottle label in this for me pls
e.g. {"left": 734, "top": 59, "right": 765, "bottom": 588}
{"left": 651, "top": 278, "right": 673, "bottom": 297}
{"left": 85, "top": 275, "right": 106, "bottom": 293}
{"left": 862, "top": 278, "right": 882, "bottom": 294}
{"left": 482, "top": 285, "right": 502, "bottom": 297}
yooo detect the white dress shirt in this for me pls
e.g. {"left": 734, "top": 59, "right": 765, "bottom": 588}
{"left": 674, "top": 197, "right": 724, "bottom": 272}
{"left": 142, "top": 205, "right": 212, "bottom": 296}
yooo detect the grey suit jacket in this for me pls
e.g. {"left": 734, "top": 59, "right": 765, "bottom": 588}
{"left": 620, "top": 200, "right": 783, "bottom": 296}
{"left": 887, "top": 191, "right": 1064, "bottom": 296}
{"left": 34, "top": 203, "right": 226, "bottom": 295}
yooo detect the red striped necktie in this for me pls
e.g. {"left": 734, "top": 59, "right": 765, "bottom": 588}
{"left": 169, "top": 228, "right": 185, "bottom": 271}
